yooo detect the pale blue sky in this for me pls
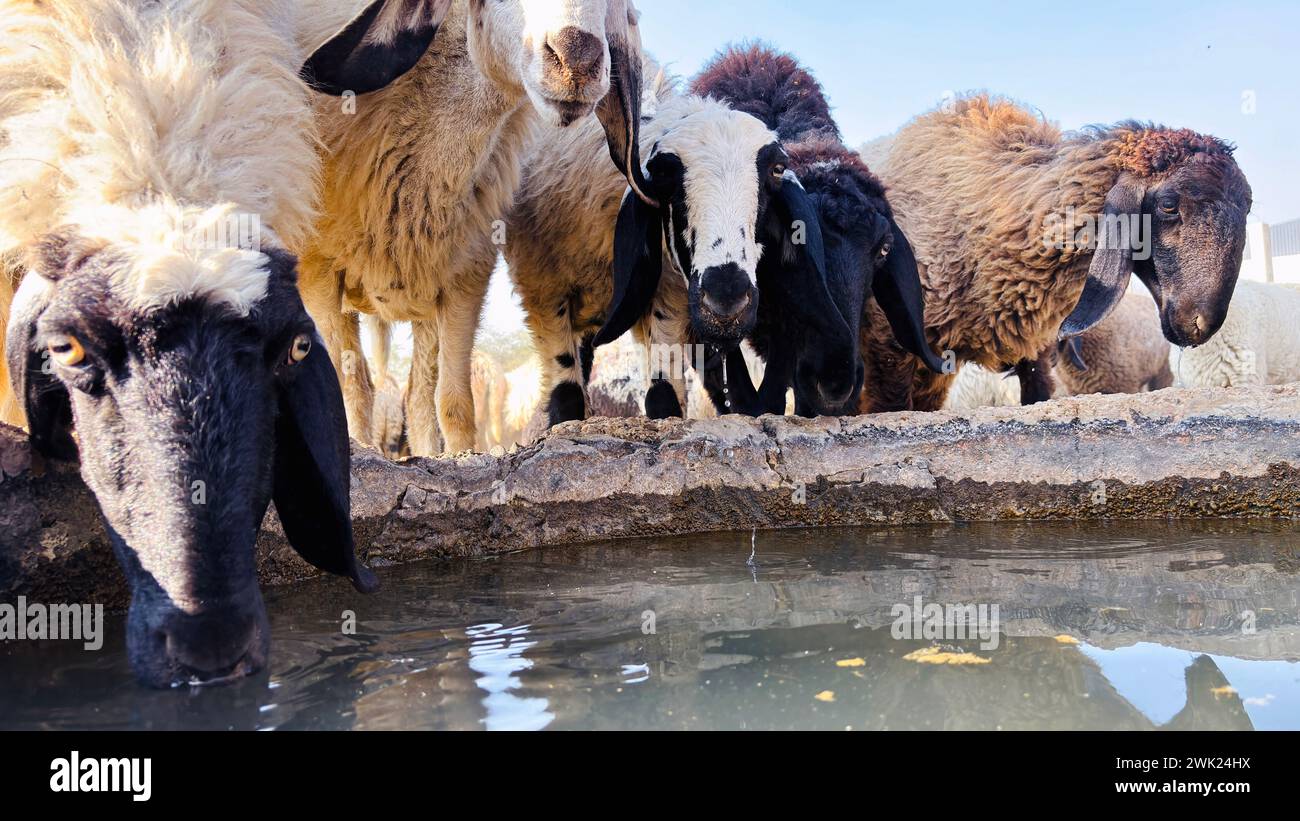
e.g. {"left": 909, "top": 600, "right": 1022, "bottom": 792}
{"left": 638, "top": 0, "right": 1298, "bottom": 224}
{"left": 477, "top": 0, "right": 1298, "bottom": 333}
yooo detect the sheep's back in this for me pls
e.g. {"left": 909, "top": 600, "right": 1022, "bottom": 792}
{"left": 1169, "top": 281, "right": 1300, "bottom": 388}
{"left": 876, "top": 94, "right": 1111, "bottom": 367}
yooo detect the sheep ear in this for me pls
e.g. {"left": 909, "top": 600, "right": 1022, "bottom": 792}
{"left": 594, "top": 190, "right": 661, "bottom": 347}
{"left": 596, "top": 0, "right": 656, "bottom": 207}
{"left": 874, "top": 219, "right": 947, "bottom": 374}
{"left": 300, "top": 0, "right": 451, "bottom": 96}
{"left": 5, "top": 272, "right": 77, "bottom": 461}
{"left": 273, "top": 331, "right": 378, "bottom": 594}
{"left": 770, "top": 175, "right": 840, "bottom": 328}
{"left": 1060, "top": 180, "right": 1144, "bottom": 338}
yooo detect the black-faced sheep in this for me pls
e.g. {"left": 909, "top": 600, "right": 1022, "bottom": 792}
{"left": 0, "top": 0, "right": 374, "bottom": 688}
{"left": 687, "top": 45, "right": 946, "bottom": 417}
{"left": 858, "top": 94, "right": 1252, "bottom": 412}
{"left": 296, "top": 0, "right": 652, "bottom": 455}
{"left": 506, "top": 55, "right": 856, "bottom": 425}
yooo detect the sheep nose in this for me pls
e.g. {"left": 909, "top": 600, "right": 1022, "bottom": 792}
{"left": 699, "top": 263, "right": 755, "bottom": 321}
{"left": 702, "top": 290, "right": 752, "bottom": 320}
{"left": 544, "top": 27, "right": 605, "bottom": 86}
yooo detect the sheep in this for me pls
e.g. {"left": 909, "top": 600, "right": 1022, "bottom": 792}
{"left": 505, "top": 53, "right": 858, "bottom": 426}
{"left": 471, "top": 349, "right": 507, "bottom": 451}
{"left": 0, "top": 266, "right": 18, "bottom": 425}
{"left": 372, "top": 374, "right": 412, "bottom": 460}
{"left": 0, "top": 0, "right": 375, "bottom": 688}
{"left": 502, "top": 354, "right": 545, "bottom": 446}
{"left": 1170, "top": 280, "right": 1300, "bottom": 388}
{"left": 858, "top": 94, "right": 1253, "bottom": 412}
{"left": 1055, "top": 288, "right": 1173, "bottom": 395}
{"left": 943, "top": 288, "right": 1174, "bottom": 410}
{"left": 587, "top": 335, "right": 649, "bottom": 418}
{"left": 686, "top": 45, "right": 946, "bottom": 417}
{"left": 295, "top": 0, "right": 653, "bottom": 456}
{"left": 942, "top": 365, "right": 1023, "bottom": 411}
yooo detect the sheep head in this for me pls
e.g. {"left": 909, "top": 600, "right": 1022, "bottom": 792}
{"left": 6, "top": 227, "right": 375, "bottom": 689}
{"left": 595, "top": 106, "right": 798, "bottom": 352}
{"left": 1062, "top": 126, "right": 1252, "bottom": 348}
{"left": 765, "top": 138, "right": 946, "bottom": 415}
{"left": 687, "top": 45, "right": 945, "bottom": 416}
{"left": 301, "top": 0, "right": 654, "bottom": 206}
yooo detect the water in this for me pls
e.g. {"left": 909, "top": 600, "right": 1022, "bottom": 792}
{"left": 2, "top": 521, "right": 1298, "bottom": 730}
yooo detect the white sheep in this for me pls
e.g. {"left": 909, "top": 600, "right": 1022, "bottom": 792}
{"left": 505, "top": 56, "right": 829, "bottom": 427}
{"left": 295, "top": 0, "right": 652, "bottom": 456}
{"left": 1170, "top": 280, "right": 1300, "bottom": 388}
{"left": 942, "top": 365, "right": 1023, "bottom": 411}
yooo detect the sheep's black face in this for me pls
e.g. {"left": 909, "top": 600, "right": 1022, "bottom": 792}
{"left": 1137, "top": 161, "right": 1252, "bottom": 348}
{"left": 787, "top": 171, "right": 890, "bottom": 415}
{"left": 7, "top": 240, "right": 373, "bottom": 688}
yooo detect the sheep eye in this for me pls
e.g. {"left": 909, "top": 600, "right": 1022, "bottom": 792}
{"left": 48, "top": 335, "right": 85, "bottom": 367}
{"left": 288, "top": 333, "right": 312, "bottom": 364}
{"left": 1158, "top": 196, "right": 1180, "bottom": 215}
{"left": 772, "top": 163, "right": 787, "bottom": 178}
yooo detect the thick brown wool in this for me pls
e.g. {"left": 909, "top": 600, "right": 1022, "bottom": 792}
{"left": 859, "top": 93, "right": 1243, "bottom": 412}
{"left": 691, "top": 43, "right": 839, "bottom": 142}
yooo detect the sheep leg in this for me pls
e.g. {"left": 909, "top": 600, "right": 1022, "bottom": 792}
{"left": 1014, "top": 351, "right": 1057, "bottom": 405}
{"left": 434, "top": 287, "right": 485, "bottom": 454}
{"left": 517, "top": 280, "right": 587, "bottom": 426}
{"left": 635, "top": 310, "right": 688, "bottom": 418}
{"left": 0, "top": 263, "right": 22, "bottom": 427}
{"left": 298, "top": 266, "right": 375, "bottom": 445}
{"left": 407, "top": 319, "right": 443, "bottom": 456}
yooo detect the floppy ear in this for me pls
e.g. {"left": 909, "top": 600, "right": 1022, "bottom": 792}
{"left": 5, "top": 272, "right": 76, "bottom": 461}
{"left": 273, "top": 332, "right": 377, "bottom": 594}
{"left": 594, "top": 190, "right": 661, "bottom": 347}
{"left": 874, "top": 218, "right": 947, "bottom": 374}
{"left": 596, "top": 0, "right": 656, "bottom": 207}
{"left": 769, "top": 175, "right": 842, "bottom": 331}
{"left": 300, "top": 0, "right": 451, "bottom": 96}
{"left": 1060, "top": 179, "right": 1145, "bottom": 338}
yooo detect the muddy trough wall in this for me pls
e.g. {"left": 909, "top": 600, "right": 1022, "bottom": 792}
{"left": 3, "top": 384, "right": 1299, "bottom": 607}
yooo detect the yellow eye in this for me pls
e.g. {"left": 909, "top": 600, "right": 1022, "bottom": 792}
{"left": 48, "top": 335, "right": 85, "bottom": 367}
{"left": 772, "top": 163, "right": 787, "bottom": 178}
{"left": 288, "top": 333, "right": 312, "bottom": 364}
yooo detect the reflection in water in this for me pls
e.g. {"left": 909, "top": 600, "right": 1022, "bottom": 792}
{"left": 1, "top": 520, "right": 1297, "bottom": 730}
{"left": 465, "top": 624, "right": 552, "bottom": 731}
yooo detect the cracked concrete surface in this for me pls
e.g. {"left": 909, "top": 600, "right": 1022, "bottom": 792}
{"left": 3, "top": 383, "right": 1299, "bottom": 607}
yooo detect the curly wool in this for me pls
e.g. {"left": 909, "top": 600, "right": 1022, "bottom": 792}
{"left": 690, "top": 43, "right": 839, "bottom": 143}
{"left": 1170, "top": 280, "right": 1300, "bottom": 389}
{"left": 860, "top": 93, "right": 1242, "bottom": 411}
{"left": 1056, "top": 289, "right": 1173, "bottom": 395}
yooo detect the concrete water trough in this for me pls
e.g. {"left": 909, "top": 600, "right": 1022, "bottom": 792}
{"left": 3, "top": 383, "right": 1299, "bottom": 609}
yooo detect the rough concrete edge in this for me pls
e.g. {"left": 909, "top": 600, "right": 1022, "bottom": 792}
{"left": 2, "top": 383, "right": 1299, "bottom": 607}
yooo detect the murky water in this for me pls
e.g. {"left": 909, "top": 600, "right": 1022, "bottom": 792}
{"left": 2, "top": 521, "right": 1298, "bottom": 730}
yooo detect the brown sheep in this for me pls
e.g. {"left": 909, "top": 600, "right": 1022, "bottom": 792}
{"left": 859, "top": 94, "right": 1252, "bottom": 412}
{"left": 471, "top": 350, "right": 508, "bottom": 452}
{"left": 371, "top": 375, "right": 413, "bottom": 460}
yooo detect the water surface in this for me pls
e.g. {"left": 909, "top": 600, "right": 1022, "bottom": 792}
{"left": 2, "top": 521, "right": 1298, "bottom": 730}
